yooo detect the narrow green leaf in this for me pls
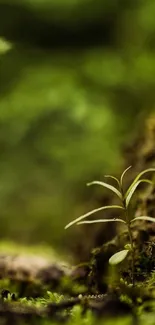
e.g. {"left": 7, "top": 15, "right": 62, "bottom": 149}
{"left": 131, "top": 216, "right": 155, "bottom": 223}
{"left": 109, "top": 250, "right": 129, "bottom": 265}
{"left": 125, "top": 179, "right": 153, "bottom": 207}
{"left": 77, "top": 218, "right": 126, "bottom": 225}
{"left": 104, "top": 175, "right": 120, "bottom": 187}
{"left": 120, "top": 166, "right": 132, "bottom": 187}
{"left": 65, "top": 205, "right": 125, "bottom": 229}
{"left": 87, "top": 181, "right": 122, "bottom": 199}
{"left": 126, "top": 168, "right": 155, "bottom": 198}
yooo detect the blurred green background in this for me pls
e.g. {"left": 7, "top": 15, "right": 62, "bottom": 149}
{"left": 0, "top": 0, "right": 155, "bottom": 256}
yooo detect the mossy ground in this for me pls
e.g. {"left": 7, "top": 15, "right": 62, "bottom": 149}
{"left": 0, "top": 240, "right": 154, "bottom": 325}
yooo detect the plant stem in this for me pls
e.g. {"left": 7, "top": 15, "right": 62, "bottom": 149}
{"left": 121, "top": 194, "right": 135, "bottom": 285}
{"left": 127, "top": 222, "right": 135, "bottom": 286}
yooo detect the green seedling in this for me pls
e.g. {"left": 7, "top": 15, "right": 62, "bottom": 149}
{"left": 65, "top": 167, "right": 155, "bottom": 285}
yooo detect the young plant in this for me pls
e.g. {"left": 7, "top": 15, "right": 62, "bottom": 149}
{"left": 65, "top": 167, "right": 155, "bottom": 285}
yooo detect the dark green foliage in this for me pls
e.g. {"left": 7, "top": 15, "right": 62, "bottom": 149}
{"left": 0, "top": 0, "right": 155, "bottom": 252}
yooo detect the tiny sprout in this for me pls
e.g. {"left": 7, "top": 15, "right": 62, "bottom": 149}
{"left": 65, "top": 167, "right": 155, "bottom": 285}
{"left": 124, "top": 244, "right": 132, "bottom": 250}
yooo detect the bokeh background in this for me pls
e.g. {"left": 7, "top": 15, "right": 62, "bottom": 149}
{"left": 0, "top": 0, "right": 155, "bottom": 258}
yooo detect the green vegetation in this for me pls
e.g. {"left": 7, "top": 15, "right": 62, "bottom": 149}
{"left": 1, "top": 0, "right": 155, "bottom": 323}
{"left": 1, "top": 0, "right": 155, "bottom": 252}
{"left": 65, "top": 167, "right": 155, "bottom": 285}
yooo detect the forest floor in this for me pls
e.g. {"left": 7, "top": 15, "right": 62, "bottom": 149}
{"left": 0, "top": 236, "right": 154, "bottom": 325}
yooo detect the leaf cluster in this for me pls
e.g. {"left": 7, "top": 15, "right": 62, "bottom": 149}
{"left": 65, "top": 167, "right": 155, "bottom": 266}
